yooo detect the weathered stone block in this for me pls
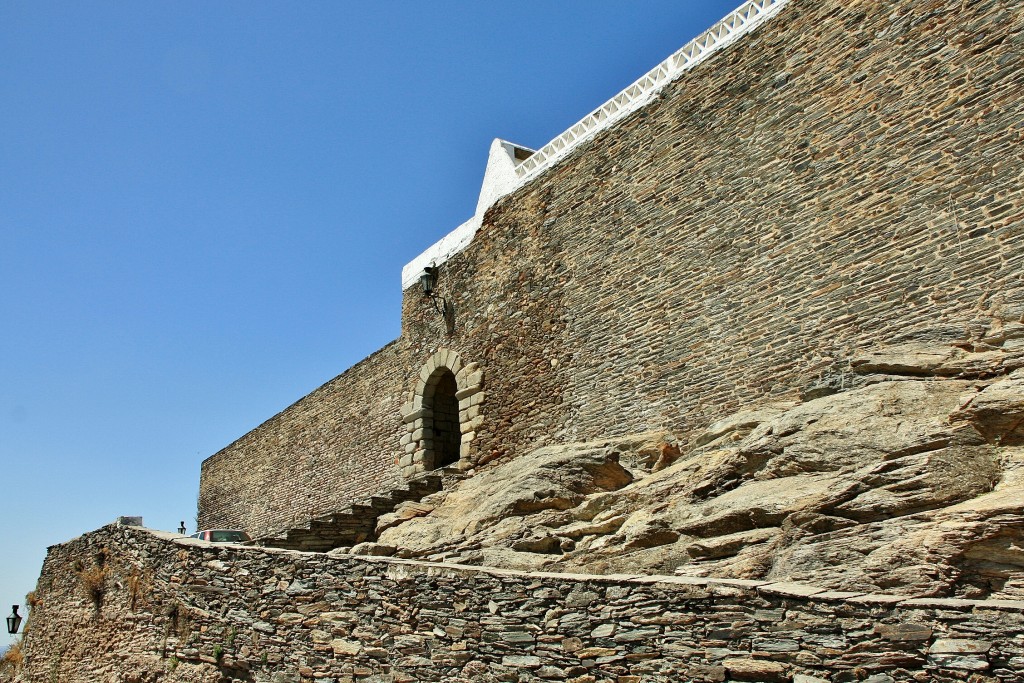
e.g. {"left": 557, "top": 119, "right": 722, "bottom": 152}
{"left": 874, "top": 622, "right": 933, "bottom": 642}
{"left": 723, "top": 658, "right": 788, "bottom": 682}
{"left": 330, "top": 638, "right": 361, "bottom": 656}
{"left": 503, "top": 655, "right": 542, "bottom": 668}
{"left": 928, "top": 653, "right": 990, "bottom": 671}
{"left": 930, "top": 639, "right": 993, "bottom": 654}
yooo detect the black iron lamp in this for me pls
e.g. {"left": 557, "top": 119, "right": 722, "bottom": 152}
{"left": 178, "top": 521, "right": 186, "bottom": 535}
{"left": 7, "top": 605, "right": 21, "bottom": 635}
{"left": 420, "top": 266, "right": 438, "bottom": 296}
{"left": 420, "top": 266, "right": 452, "bottom": 321}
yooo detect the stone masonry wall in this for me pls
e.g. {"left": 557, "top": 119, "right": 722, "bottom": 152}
{"left": 15, "top": 525, "right": 1024, "bottom": 682}
{"left": 200, "top": 0, "right": 1024, "bottom": 536}
{"left": 199, "top": 342, "right": 412, "bottom": 537}
{"left": 401, "top": 0, "right": 1024, "bottom": 462}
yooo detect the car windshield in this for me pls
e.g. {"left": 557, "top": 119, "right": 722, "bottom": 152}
{"left": 209, "top": 530, "right": 249, "bottom": 543}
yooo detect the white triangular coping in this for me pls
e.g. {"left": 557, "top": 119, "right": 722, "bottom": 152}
{"left": 401, "top": 0, "right": 791, "bottom": 290}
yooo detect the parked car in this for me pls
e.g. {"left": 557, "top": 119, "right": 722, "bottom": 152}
{"left": 190, "top": 529, "right": 252, "bottom": 544}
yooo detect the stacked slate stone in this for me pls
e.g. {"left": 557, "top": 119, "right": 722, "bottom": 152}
{"left": 17, "top": 525, "right": 1024, "bottom": 682}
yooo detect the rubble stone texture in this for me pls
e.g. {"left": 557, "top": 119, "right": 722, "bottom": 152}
{"left": 13, "top": 526, "right": 1024, "bottom": 682}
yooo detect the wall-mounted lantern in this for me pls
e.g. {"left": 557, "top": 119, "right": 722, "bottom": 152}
{"left": 178, "top": 521, "right": 187, "bottom": 535}
{"left": 7, "top": 605, "right": 21, "bottom": 635}
{"left": 420, "top": 266, "right": 438, "bottom": 296}
{"left": 421, "top": 266, "right": 453, "bottom": 326}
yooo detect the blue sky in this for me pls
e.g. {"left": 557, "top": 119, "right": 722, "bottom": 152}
{"left": 1, "top": 1, "right": 744, "bottom": 644}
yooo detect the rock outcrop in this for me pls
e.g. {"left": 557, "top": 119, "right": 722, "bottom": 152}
{"left": 372, "top": 339, "right": 1024, "bottom": 599}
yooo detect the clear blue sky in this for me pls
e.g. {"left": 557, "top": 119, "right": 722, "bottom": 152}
{"left": 1, "top": 1, "right": 744, "bottom": 644}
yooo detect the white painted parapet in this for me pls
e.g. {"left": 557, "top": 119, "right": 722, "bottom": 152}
{"left": 476, "top": 139, "right": 535, "bottom": 217}
{"left": 401, "top": 215, "right": 481, "bottom": 291}
{"left": 401, "top": 0, "right": 791, "bottom": 290}
{"left": 401, "top": 140, "right": 534, "bottom": 290}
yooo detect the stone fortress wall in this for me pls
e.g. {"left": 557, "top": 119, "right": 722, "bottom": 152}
{"left": 19, "top": 525, "right": 1024, "bottom": 682}
{"left": 200, "top": 0, "right": 1024, "bottom": 540}
{"left": 199, "top": 343, "right": 409, "bottom": 539}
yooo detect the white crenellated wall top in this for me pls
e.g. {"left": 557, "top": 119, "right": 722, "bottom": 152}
{"left": 401, "top": 0, "right": 791, "bottom": 290}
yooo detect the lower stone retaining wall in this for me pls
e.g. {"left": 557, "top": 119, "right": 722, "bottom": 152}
{"left": 16, "top": 525, "right": 1024, "bottom": 682}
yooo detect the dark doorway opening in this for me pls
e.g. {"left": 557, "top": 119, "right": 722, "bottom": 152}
{"left": 426, "top": 370, "right": 461, "bottom": 469}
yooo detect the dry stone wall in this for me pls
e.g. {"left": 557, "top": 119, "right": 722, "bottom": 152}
{"left": 200, "top": 0, "right": 1024, "bottom": 537}
{"left": 15, "top": 525, "right": 1024, "bottom": 682}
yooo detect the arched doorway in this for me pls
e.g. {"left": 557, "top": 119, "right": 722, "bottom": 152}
{"left": 400, "top": 349, "right": 485, "bottom": 479}
{"left": 424, "top": 369, "right": 461, "bottom": 469}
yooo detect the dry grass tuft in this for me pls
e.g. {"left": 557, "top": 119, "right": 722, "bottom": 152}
{"left": 79, "top": 566, "right": 107, "bottom": 607}
{"left": 127, "top": 569, "right": 152, "bottom": 611}
{"left": 71, "top": 550, "right": 110, "bottom": 608}
{"left": 0, "top": 642, "right": 25, "bottom": 672}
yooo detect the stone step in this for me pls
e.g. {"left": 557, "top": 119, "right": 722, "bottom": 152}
{"left": 285, "top": 528, "right": 365, "bottom": 549}
{"left": 410, "top": 473, "right": 443, "bottom": 487}
{"left": 392, "top": 485, "right": 434, "bottom": 500}
{"left": 310, "top": 520, "right": 365, "bottom": 535}
{"left": 257, "top": 466, "right": 452, "bottom": 552}
{"left": 310, "top": 518, "right": 369, "bottom": 532}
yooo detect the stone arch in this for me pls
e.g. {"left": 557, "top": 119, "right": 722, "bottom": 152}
{"left": 399, "top": 349, "right": 485, "bottom": 479}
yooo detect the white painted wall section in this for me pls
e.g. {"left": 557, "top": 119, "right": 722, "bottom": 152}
{"left": 401, "top": 0, "right": 791, "bottom": 290}
{"left": 401, "top": 139, "right": 534, "bottom": 290}
{"left": 476, "top": 139, "right": 535, "bottom": 217}
{"left": 401, "top": 214, "right": 481, "bottom": 291}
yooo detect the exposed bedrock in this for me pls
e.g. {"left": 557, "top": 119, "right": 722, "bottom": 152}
{"left": 374, "top": 342, "right": 1024, "bottom": 599}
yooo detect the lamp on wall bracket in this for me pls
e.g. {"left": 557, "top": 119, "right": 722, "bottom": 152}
{"left": 420, "top": 265, "right": 437, "bottom": 296}
{"left": 7, "top": 605, "right": 21, "bottom": 635}
{"left": 421, "top": 266, "right": 454, "bottom": 324}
